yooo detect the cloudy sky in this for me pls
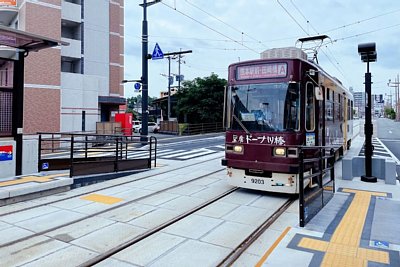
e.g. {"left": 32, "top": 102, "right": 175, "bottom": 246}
{"left": 124, "top": 0, "right": 400, "bottom": 99}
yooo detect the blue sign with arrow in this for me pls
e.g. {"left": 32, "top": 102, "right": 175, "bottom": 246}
{"left": 134, "top": 82, "right": 141, "bottom": 90}
{"left": 152, "top": 43, "right": 164, "bottom": 60}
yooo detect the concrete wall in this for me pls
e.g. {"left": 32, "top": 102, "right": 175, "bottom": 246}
{"left": 22, "top": 139, "right": 38, "bottom": 175}
{"left": 83, "top": 0, "right": 109, "bottom": 96}
{"left": 60, "top": 73, "right": 103, "bottom": 132}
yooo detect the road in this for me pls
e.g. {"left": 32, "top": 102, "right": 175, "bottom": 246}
{"left": 376, "top": 118, "right": 400, "bottom": 162}
{"left": 150, "top": 132, "right": 225, "bottom": 161}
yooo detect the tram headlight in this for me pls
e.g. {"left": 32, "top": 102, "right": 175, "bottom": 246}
{"left": 233, "top": 145, "right": 244, "bottom": 154}
{"left": 273, "top": 147, "right": 286, "bottom": 157}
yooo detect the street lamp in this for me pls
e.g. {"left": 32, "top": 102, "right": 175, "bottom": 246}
{"left": 140, "top": 0, "right": 161, "bottom": 142}
{"left": 358, "top": 42, "right": 377, "bottom": 183}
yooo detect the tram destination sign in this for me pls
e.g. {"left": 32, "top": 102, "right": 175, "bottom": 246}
{"left": 236, "top": 63, "right": 287, "bottom": 80}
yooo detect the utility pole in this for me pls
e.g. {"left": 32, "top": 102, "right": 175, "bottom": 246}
{"left": 388, "top": 74, "right": 400, "bottom": 121}
{"left": 163, "top": 50, "right": 192, "bottom": 120}
{"left": 139, "top": 0, "right": 161, "bottom": 142}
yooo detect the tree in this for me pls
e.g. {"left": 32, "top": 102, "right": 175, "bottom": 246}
{"left": 174, "top": 74, "right": 227, "bottom": 123}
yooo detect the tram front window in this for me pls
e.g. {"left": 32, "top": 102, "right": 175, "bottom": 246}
{"left": 230, "top": 83, "right": 300, "bottom": 132}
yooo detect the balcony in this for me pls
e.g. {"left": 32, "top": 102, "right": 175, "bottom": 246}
{"left": 61, "top": 0, "right": 81, "bottom": 23}
{"left": 61, "top": 37, "right": 81, "bottom": 59}
{"left": 0, "top": 3, "right": 18, "bottom": 26}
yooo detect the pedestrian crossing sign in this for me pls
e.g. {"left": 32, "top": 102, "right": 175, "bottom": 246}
{"left": 152, "top": 43, "right": 164, "bottom": 60}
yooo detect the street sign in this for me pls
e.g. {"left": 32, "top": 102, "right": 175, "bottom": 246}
{"left": 169, "top": 76, "right": 174, "bottom": 85}
{"left": 152, "top": 43, "right": 164, "bottom": 60}
{"left": 134, "top": 82, "right": 141, "bottom": 90}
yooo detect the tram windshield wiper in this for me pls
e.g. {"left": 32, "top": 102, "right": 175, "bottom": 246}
{"left": 232, "top": 114, "right": 250, "bottom": 135}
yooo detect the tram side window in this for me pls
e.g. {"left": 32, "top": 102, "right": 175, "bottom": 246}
{"left": 305, "top": 82, "right": 315, "bottom": 131}
{"left": 348, "top": 99, "right": 351, "bottom": 120}
{"left": 326, "top": 88, "right": 333, "bottom": 121}
{"left": 351, "top": 100, "right": 354, "bottom": 120}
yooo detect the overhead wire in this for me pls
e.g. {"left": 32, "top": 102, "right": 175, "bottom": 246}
{"left": 184, "top": 0, "right": 269, "bottom": 49}
{"left": 279, "top": 0, "right": 351, "bottom": 85}
{"left": 160, "top": 1, "right": 260, "bottom": 54}
{"left": 323, "top": 8, "right": 400, "bottom": 33}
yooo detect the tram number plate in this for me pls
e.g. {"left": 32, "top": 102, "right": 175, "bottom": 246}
{"left": 251, "top": 178, "right": 264, "bottom": 184}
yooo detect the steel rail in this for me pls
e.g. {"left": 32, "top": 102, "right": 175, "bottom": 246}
{"left": 217, "top": 197, "right": 296, "bottom": 267}
{"left": 0, "top": 155, "right": 224, "bottom": 217}
{"left": 0, "top": 166, "right": 225, "bottom": 248}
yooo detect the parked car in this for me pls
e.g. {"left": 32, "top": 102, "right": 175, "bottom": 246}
{"left": 133, "top": 121, "right": 159, "bottom": 133}
{"left": 132, "top": 120, "right": 141, "bottom": 133}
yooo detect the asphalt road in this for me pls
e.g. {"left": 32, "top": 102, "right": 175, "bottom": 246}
{"left": 376, "top": 118, "right": 400, "bottom": 161}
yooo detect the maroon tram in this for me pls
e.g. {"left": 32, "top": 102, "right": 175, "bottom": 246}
{"left": 222, "top": 47, "right": 353, "bottom": 194}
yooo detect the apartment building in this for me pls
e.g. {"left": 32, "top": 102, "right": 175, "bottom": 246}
{"left": 0, "top": 0, "right": 125, "bottom": 134}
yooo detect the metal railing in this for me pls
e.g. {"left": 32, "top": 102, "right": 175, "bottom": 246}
{"left": 38, "top": 132, "right": 157, "bottom": 177}
{"left": 299, "top": 146, "right": 338, "bottom": 227}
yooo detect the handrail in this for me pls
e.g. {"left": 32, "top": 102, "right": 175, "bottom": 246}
{"left": 38, "top": 132, "right": 157, "bottom": 176}
{"left": 299, "top": 146, "right": 336, "bottom": 227}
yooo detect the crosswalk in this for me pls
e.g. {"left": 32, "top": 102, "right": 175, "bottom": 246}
{"left": 128, "top": 145, "right": 225, "bottom": 161}
{"left": 359, "top": 137, "right": 400, "bottom": 164}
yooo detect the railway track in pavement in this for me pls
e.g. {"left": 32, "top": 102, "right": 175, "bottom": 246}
{"left": 0, "top": 155, "right": 225, "bottom": 216}
{"left": 1, "top": 153, "right": 296, "bottom": 267}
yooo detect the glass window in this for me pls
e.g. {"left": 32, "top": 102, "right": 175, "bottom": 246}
{"left": 305, "top": 82, "right": 315, "bottom": 131}
{"left": 229, "top": 82, "right": 300, "bottom": 132}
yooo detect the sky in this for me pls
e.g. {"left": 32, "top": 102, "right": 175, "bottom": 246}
{"left": 123, "top": 0, "right": 400, "bottom": 100}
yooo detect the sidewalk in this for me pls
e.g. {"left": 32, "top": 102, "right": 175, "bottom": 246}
{"left": 249, "top": 134, "right": 400, "bottom": 267}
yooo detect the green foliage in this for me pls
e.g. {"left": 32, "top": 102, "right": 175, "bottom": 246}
{"left": 174, "top": 74, "right": 227, "bottom": 123}
{"left": 384, "top": 107, "right": 396, "bottom": 119}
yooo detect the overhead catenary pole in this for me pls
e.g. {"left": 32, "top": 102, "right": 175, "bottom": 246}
{"left": 163, "top": 50, "right": 192, "bottom": 120}
{"left": 139, "top": 0, "right": 161, "bottom": 142}
{"left": 388, "top": 74, "right": 400, "bottom": 121}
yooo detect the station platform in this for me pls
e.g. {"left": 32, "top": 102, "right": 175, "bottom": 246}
{"left": 248, "top": 135, "right": 400, "bottom": 267}
{"left": 0, "top": 135, "right": 399, "bottom": 266}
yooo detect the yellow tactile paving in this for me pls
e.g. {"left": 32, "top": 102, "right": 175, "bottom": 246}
{"left": 80, "top": 193, "right": 123, "bottom": 204}
{"left": 298, "top": 188, "right": 390, "bottom": 266}
{"left": 0, "top": 173, "right": 68, "bottom": 187}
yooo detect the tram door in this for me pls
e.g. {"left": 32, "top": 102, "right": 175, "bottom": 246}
{"left": 305, "top": 82, "right": 322, "bottom": 147}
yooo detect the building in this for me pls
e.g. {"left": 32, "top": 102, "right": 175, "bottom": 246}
{"left": 0, "top": 0, "right": 125, "bottom": 134}
{"left": 353, "top": 91, "right": 365, "bottom": 118}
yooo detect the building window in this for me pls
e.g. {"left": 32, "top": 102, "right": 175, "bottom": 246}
{"left": 0, "top": 91, "right": 13, "bottom": 137}
{"left": 61, "top": 57, "right": 82, "bottom": 74}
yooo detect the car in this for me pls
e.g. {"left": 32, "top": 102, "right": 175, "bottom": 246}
{"left": 133, "top": 121, "right": 159, "bottom": 133}
{"left": 132, "top": 120, "right": 141, "bottom": 133}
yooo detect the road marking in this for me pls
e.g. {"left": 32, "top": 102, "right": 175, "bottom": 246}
{"left": 376, "top": 137, "right": 400, "bottom": 165}
{"left": 0, "top": 173, "right": 68, "bottom": 187}
{"left": 178, "top": 149, "right": 215, "bottom": 159}
{"left": 81, "top": 193, "right": 123, "bottom": 204}
{"left": 296, "top": 189, "right": 390, "bottom": 266}
{"left": 256, "top": 226, "right": 291, "bottom": 267}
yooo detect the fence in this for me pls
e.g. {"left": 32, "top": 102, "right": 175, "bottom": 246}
{"left": 38, "top": 132, "right": 157, "bottom": 177}
{"left": 159, "top": 121, "right": 224, "bottom": 135}
{"left": 299, "top": 146, "right": 338, "bottom": 227}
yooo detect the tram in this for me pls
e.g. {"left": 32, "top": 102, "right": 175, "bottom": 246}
{"left": 221, "top": 46, "right": 353, "bottom": 194}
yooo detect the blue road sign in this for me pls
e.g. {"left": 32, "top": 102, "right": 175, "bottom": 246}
{"left": 42, "top": 162, "right": 49, "bottom": 170}
{"left": 134, "top": 82, "right": 141, "bottom": 90}
{"left": 373, "top": 240, "right": 389, "bottom": 249}
{"left": 152, "top": 43, "right": 164, "bottom": 60}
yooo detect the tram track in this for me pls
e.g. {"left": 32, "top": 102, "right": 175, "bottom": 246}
{"left": 79, "top": 193, "right": 295, "bottom": 266}
{"left": 217, "top": 197, "right": 296, "bottom": 266}
{"left": 79, "top": 187, "right": 240, "bottom": 267}
{"left": 0, "top": 163, "right": 226, "bottom": 249}
{"left": 1, "top": 153, "right": 298, "bottom": 267}
{"left": 0, "top": 155, "right": 224, "bottom": 217}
